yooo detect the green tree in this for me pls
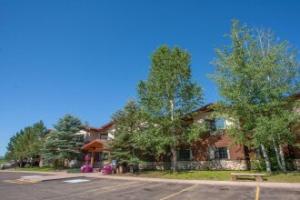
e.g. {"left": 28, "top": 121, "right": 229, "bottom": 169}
{"left": 42, "top": 115, "right": 84, "bottom": 168}
{"left": 254, "top": 110, "right": 299, "bottom": 171}
{"left": 5, "top": 121, "right": 47, "bottom": 167}
{"left": 110, "top": 100, "right": 153, "bottom": 165}
{"left": 5, "top": 130, "right": 26, "bottom": 163}
{"left": 138, "top": 45, "right": 205, "bottom": 172}
{"left": 211, "top": 20, "right": 300, "bottom": 172}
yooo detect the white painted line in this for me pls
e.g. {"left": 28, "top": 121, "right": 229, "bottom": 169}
{"left": 82, "top": 181, "right": 143, "bottom": 194}
{"left": 21, "top": 175, "right": 45, "bottom": 179}
{"left": 64, "top": 179, "right": 90, "bottom": 183}
{"left": 160, "top": 184, "right": 199, "bottom": 200}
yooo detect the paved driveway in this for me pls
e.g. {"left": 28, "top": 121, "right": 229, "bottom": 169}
{"left": 0, "top": 172, "right": 299, "bottom": 200}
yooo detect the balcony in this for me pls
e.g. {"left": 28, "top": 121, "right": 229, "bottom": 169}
{"left": 84, "top": 133, "right": 108, "bottom": 143}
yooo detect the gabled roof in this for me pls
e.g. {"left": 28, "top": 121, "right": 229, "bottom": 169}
{"left": 83, "top": 121, "right": 114, "bottom": 133}
{"left": 99, "top": 121, "right": 114, "bottom": 131}
{"left": 96, "top": 104, "right": 216, "bottom": 127}
{"left": 81, "top": 139, "right": 109, "bottom": 152}
{"left": 192, "top": 103, "right": 215, "bottom": 113}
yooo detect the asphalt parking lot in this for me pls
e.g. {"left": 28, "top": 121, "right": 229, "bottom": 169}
{"left": 0, "top": 172, "right": 299, "bottom": 200}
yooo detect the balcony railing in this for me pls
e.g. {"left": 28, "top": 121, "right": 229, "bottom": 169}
{"left": 84, "top": 134, "right": 108, "bottom": 142}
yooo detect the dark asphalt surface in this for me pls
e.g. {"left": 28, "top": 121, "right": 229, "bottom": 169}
{"left": 0, "top": 172, "right": 299, "bottom": 200}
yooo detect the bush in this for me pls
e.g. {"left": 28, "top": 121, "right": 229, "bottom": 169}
{"left": 250, "top": 160, "right": 265, "bottom": 171}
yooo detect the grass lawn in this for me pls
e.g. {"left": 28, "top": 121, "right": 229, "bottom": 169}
{"left": 0, "top": 160, "right": 7, "bottom": 164}
{"left": 13, "top": 166, "right": 56, "bottom": 172}
{"left": 125, "top": 170, "right": 300, "bottom": 183}
{"left": 266, "top": 172, "right": 300, "bottom": 183}
{"left": 12, "top": 167, "right": 82, "bottom": 173}
{"left": 67, "top": 168, "right": 81, "bottom": 173}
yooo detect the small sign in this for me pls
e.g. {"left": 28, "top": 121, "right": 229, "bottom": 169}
{"left": 112, "top": 160, "right": 117, "bottom": 166}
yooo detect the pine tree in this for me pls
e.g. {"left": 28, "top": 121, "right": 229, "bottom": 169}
{"left": 111, "top": 100, "right": 147, "bottom": 164}
{"left": 42, "top": 115, "right": 84, "bottom": 168}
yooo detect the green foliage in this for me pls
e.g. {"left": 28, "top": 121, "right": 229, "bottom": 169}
{"left": 42, "top": 115, "right": 84, "bottom": 167}
{"left": 254, "top": 111, "right": 298, "bottom": 148}
{"left": 110, "top": 46, "right": 205, "bottom": 171}
{"left": 211, "top": 20, "right": 299, "bottom": 143}
{"left": 5, "top": 121, "right": 47, "bottom": 162}
{"left": 111, "top": 100, "right": 153, "bottom": 164}
{"left": 138, "top": 45, "right": 203, "bottom": 118}
{"left": 137, "top": 45, "right": 205, "bottom": 169}
{"left": 211, "top": 20, "right": 300, "bottom": 171}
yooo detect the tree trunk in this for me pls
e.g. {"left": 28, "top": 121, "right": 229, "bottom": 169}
{"left": 19, "top": 158, "right": 23, "bottom": 168}
{"left": 171, "top": 147, "right": 177, "bottom": 172}
{"left": 272, "top": 138, "right": 283, "bottom": 171}
{"left": 261, "top": 144, "right": 272, "bottom": 173}
{"left": 169, "top": 99, "right": 177, "bottom": 172}
{"left": 279, "top": 145, "right": 287, "bottom": 172}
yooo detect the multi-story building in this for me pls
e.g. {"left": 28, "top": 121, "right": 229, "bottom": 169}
{"left": 79, "top": 122, "right": 114, "bottom": 168}
{"left": 80, "top": 102, "right": 300, "bottom": 170}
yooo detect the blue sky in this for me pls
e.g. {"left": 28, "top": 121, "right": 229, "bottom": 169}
{"left": 0, "top": 0, "right": 300, "bottom": 156}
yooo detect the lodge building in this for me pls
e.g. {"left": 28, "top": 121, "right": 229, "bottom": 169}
{"left": 79, "top": 102, "right": 300, "bottom": 171}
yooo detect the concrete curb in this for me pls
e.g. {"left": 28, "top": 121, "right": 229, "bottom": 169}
{"left": 0, "top": 170, "right": 61, "bottom": 175}
{"left": 83, "top": 173, "right": 300, "bottom": 189}
{"left": 1, "top": 170, "right": 86, "bottom": 182}
{"left": 2, "top": 170, "right": 300, "bottom": 189}
{"left": 19, "top": 174, "right": 85, "bottom": 182}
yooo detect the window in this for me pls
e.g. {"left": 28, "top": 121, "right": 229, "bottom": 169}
{"left": 205, "top": 119, "right": 216, "bottom": 131}
{"left": 101, "top": 152, "right": 109, "bottom": 161}
{"left": 215, "top": 118, "right": 226, "bottom": 130}
{"left": 214, "top": 147, "right": 229, "bottom": 159}
{"left": 100, "top": 134, "right": 108, "bottom": 140}
{"left": 207, "top": 118, "right": 226, "bottom": 133}
{"left": 178, "top": 149, "right": 192, "bottom": 161}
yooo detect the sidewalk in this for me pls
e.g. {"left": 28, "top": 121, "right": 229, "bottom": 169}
{"left": 2, "top": 170, "right": 300, "bottom": 189}
{"left": 18, "top": 173, "right": 84, "bottom": 182}
{"left": 0, "top": 169, "right": 61, "bottom": 175}
{"left": 83, "top": 172, "right": 300, "bottom": 189}
{"left": 1, "top": 170, "right": 83, "bottom": 182}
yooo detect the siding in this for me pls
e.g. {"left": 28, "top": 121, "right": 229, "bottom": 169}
{"left": 191, "top": 133, "right": 246, "bottom": 161}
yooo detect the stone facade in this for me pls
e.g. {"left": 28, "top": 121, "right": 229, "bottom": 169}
{"left": 139, "top": 160, "right": 248, "bottom": 171}
{"left": 294, "top": 159, "right": 300, "bottom": 170}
